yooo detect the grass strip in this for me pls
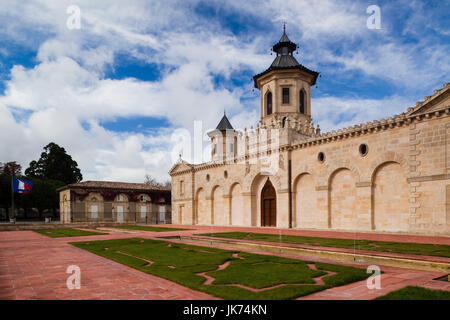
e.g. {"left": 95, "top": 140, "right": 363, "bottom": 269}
{"left": 375, "top": 286, "right": 450, "bottom": 300}
{"left": 111, "top": 225, "right": 189, "bottom": 232}
{"left": 34, "top": 228, "right": 106, "bottom": 238}
{"left": 200, "top": 232, "right": 450, "bottom": 258}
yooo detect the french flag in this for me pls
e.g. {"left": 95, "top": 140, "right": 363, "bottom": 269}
{"left": 12, "top": 177, "right": 33, "bottom": 194}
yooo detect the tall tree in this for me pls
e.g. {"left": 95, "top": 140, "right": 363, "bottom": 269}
{"left": 144, "top": 174, "right": 170, "bottom": 188}
{"left": 26, "top": 178, "right": 65, "bottom": 219}
{"left": 0, "top": 174, "right": 11, "bottom": 212}
{"left": 0, "top": 161, "right": 22, "bottom": 176}
{"left": 144, "top": 174, "right": 160, "bottom": 186}
{"left": 25, "top": 142, "right": 82, "bottom": 184}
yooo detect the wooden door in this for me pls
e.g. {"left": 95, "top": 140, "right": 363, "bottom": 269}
{"left": 261, "top": 180, "right": 276, "bottom": 227}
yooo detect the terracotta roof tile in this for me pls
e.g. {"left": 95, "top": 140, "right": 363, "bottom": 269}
{"left": 63, "top": 180, "right": 170, "bottom": 191}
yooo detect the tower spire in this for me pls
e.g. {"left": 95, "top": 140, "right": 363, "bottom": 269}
{"left": 252, "top": 26, "right": 319, "bottom": 87}
{"left": 215, "top": 113, "right": 234, "bottom": 131}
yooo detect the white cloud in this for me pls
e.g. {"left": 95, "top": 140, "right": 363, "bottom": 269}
{"left": 0, "top": 56, "right": 245, "bottom": 127}
{"left": 312, "top": 95, "right": 413, "bottom": 132}
{"left": 0, "top": 0, "right": 447, "bottom": 183}
{"left": 217, "top": 0, "right": 367, "bottom": 39}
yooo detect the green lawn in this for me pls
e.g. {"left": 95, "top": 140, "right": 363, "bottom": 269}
{"left": 34, "top": 228, "right": 106, "bottom": 238}
{"left": 199, "top": 232, "right": 450, "bottom": 258}
{"left": 375, "top": 286, "right": 450, "bottom": 300}
{"left": 111, "top": 225, "right": 189, "bottom": 232}
{"left": 71, "top": 237, "right": 369, "bottom": 300}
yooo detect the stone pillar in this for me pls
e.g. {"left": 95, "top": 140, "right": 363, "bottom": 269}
{"left": 223, "top": 194, "right": 231, "bottom": 226}
{"left": 355, "top": 182, "right": 372, "bottom": 230}
{"left": 191, "top": 170, "right": 195, "bottom": 225}
{"left": 242, "top": 192, "right": 254, "bottom": 226}
{"left": 172, "top": 203, "right": 180, "bottom": 224}
{"left": 184, "top": 202, "right": 193, "bottom": 225}
{"left": 205, "top": 196, "right": 213, "bottom": 225}
{"left": 408, "top": 121, "right": 421, "bottom": 229}
{"left": 277, "top": 190, "right": 290, "bottom": 228}
{"left": 315, "top": 186, "right": 329, "bottom": 228}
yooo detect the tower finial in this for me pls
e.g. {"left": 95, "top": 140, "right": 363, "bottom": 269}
{"left": 283, "top": 21, "right": 286, "bottom": 34}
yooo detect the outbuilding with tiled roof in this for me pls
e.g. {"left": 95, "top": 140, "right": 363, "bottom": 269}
{"left": 58, "top": 180, "right": 171, "bottom": 224}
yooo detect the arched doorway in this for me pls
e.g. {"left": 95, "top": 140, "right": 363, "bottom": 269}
{"left": 261, "top": 180, "right": 276, "bottom": 227}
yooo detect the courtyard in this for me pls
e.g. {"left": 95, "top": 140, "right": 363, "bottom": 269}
{"left": 0, "top": 225, "right": 449, "bottom": 300}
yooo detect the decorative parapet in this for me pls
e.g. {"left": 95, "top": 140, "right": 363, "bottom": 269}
{"left": 407, "top": 82, "right": 449, "bottom": 116}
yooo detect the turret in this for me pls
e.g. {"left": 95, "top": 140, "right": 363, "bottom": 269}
{"left": 208, "top": 113, "right": 238, "bottom": 163}
{"left": 253, "top": 25, "right": 319, "bottom": 130}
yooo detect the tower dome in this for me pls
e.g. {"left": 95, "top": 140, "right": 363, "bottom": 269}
{"left": 253, "top": 26, "right": 319, "bottom": 129}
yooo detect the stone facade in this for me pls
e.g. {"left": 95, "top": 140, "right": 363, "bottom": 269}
{"left": 169, "top": 30, "right": 450, "bottom": 236}
{"left": 58, "top": 181, "right": 171, "bottom": 224}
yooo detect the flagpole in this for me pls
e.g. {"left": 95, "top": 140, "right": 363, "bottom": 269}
{"left": 11, "top": 175, "right": 15, "bottom": 224}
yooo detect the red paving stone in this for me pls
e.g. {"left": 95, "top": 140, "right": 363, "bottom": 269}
{"left": 0, "top": 230, "right": 215, "bottom": 300}
{"left": 0, "top": 225, "right": 449, "bottom": 300}
{"left": 298, "top": 265, "right": 450, "bottom": 300}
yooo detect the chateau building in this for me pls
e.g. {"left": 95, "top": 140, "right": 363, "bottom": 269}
{"left": 169, "top": 29, "right": 450, "bottom": 236}
{"left": 58, "top": 181, "right": 171, "bottom": 224}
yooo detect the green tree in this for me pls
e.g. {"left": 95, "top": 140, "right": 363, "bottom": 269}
{"left": 0, "top": 161, "right": 22, "bottom": 218}
{"left": 0, "top": 174, "right": 11, "bottom": 217}
{"left": 25, "top": 142, "right": 82, "bottom": 184}
{"left": 144, "top": 174, "right": 171, "bottom": 188}
{"left": 0, "top": 161, "right": 22, "bottom": 176}
{"left": 0, "top": 174, "right": 65, "bottom": 220}
{"left": 26, "top": 178, "right": 65, "bottom": 219}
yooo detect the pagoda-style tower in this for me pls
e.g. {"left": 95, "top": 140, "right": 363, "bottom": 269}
{"left": 253, "top": 26, "right": 319, "bottom": 130}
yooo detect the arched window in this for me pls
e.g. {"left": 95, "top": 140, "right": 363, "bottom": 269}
{"left": 282, "top": 117, "right": 287, "bottom": 128}
{"left": 267, "top": 92, "right": 272, "bottom": 115}
{"left": 299, "top": 89, "right": 306, "bottom": 114}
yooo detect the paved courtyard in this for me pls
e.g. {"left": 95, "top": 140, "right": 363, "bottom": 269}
{"left": 0, "top": 225, "right": 448, "bottom": 300}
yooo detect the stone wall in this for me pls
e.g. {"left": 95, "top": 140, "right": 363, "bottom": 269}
{"left": 170, "top": 84, "right": 450, "bottom": 235}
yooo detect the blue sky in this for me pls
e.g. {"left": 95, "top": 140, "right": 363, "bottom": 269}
{"left": 0, "top": 0, "right": 448, "bottom": 183}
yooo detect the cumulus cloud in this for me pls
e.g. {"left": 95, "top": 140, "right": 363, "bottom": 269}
{"left": 312, "top": 95, "right": 414, "bottom": 132}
